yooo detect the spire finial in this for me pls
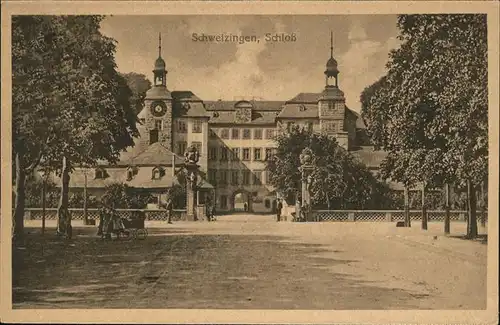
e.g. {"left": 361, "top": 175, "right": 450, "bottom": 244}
{"left": 158, "top": 32, "right": 162, "bottom": 57}
{"left": 330, "top": 31, "right": 333, "bottom": 58}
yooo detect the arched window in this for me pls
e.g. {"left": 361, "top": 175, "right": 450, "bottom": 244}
{"left": 127, "top": 167, "right": 137, "bottom": 181}
{"left": 152, "top": 166, "right": 164, "bottom": 180}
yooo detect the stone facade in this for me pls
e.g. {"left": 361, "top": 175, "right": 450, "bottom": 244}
{"left": 59, "top": 36, "right": 381, "bottom": 213}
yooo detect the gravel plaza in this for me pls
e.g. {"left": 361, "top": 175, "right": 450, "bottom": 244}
{"left": 12, "top": 215, "right": 487, "bottom": 309}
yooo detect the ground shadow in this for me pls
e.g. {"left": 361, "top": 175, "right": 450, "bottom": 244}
{"left": 13, "top": 226, "right": 428, "bottom": 309}
{"left": 449, "top": 234, "right": 488, "bottom": 245}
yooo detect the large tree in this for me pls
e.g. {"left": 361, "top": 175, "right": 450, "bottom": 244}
{"left": 361, "top": 14, "right": 488, "bottom": 238}
{"left": 121, "top": 72, "right": 152, "bottom": 115}
{"left": 266, "top": 127, "right": 395, "bottom": 209}
{"left": 12, "top": 16, "right": 138, "bottom": 239}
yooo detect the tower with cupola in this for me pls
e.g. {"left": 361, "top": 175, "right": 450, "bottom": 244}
{"left": 143, "top": 33, "right": 173, "bottom": 150}
{"left": 318, "top": 32, "right": 349, "bottom": 150}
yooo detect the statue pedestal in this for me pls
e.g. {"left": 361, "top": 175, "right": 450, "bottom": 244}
{"left": 186, "top": 163, "right": 199, "bottom": 221}
{"left": 299, "top": 164, "right": 314, "bottom": 206}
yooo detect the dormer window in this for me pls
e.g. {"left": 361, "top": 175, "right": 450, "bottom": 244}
{"left": 152, "top": 166, "right": 165, "bottom": 180}
{"left": 95, "top": 168, "right": 107, "bottom": 179}
{"left": 127, "top": 166, "right": 138, "bottom": 181}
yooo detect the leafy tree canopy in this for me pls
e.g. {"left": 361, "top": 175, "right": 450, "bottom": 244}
{"left": 13, "top": 15, "right": 139, "bottom": 174}
{"left": 360, "top": 14, "right": 488, "bottom": 188}
{"left": 121, "top": 72, "right": 152, "bottom": 116}
{"left": 266, "top": 127, "right": 396, "bottom": 209}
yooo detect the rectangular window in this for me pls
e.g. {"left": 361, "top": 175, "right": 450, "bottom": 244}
{"left": 208, "top": 169, "right": 217, "bottom": 185}
{"left": 219, "top": 170, "right": 228, "bottom": 185}
{"left": 254, "top": 148, "right": 262, "bottom": 161}
{"left": 253, "top": 129, "right": 263, "bottom": 139}
{"left": 209, "top": 128, "right": 218, "bottom": 138}
{"left": 155, "top": 120, "right": 163, "bottom": 130}
{"left": 242, "top": 148, "right": 250, "bottom": 161}
{"left": 326, "top": 122, "right": 337, "bottom": 133}
{"left": 220, "top": 147, "right": 229, "bottom": 161}
{"left": 265, "top": 148, "right": 273, "bottom": 160}
{"left": 192, "top": 120, "right": 202, "bottom": 133}
{"left": 307, "top": 122, "right": 314, "bottom": 133}
{"left": 242, "top": 170, "right": 250, "bottom": 185}
{"left": 208, "top": 147, "right": 218, "bottom": 161}
{"left": 265, "top": 129, "right": 275, "bottom": 139}
{"left": 220, "top": 195, "right": 228, "bottom": 209}
{"left": 231, "top": 170, "right": 239, "bottom": 185}
{"left": 221, "top": 128, "right": 230, "bottom": 139}
{"left": 264, "top": 170, "right": 270, "bottom": 184}
{"left": 232, "top": 148, "right": 240, "bottom": 161}
{"left": 287, "top": 122, "right": 295, "bottom": 132}
{"left": 192, "top": 141, "right": 202, "bottom": 155}
{"left": 177, "top": 120, "right": 187, "bottom": 133}
{"left": 231, "top": 128, "right": 240, "bottom": 139}
{"left": 150, "top": 130, "right": 159, "bottom": 145}
{"left": 177, "top": 141, "right": 187, "bottom": 156}
{"left": 242, "top": 129, "right": 251, "bottom": 139}
{"left": 253, "top": 170, "right": 263, "bottom": 185}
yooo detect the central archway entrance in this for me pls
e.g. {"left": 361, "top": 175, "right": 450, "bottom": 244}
{"left": 231, "top": 189, "right": 252, "bottom": 213}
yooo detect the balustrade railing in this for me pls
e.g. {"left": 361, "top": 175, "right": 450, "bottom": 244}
{"left": 309, "top": 210, "right": 486, "bottom": 222}
{"left": 20, "top": 208, "right": 188, "bottom": 222}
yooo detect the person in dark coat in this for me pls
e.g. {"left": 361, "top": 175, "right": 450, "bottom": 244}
{"left": 276, "top": 199, "right": 283, "bottom": 222}
{"left": 165, "top": 199, "right": 173, "bottom": 224}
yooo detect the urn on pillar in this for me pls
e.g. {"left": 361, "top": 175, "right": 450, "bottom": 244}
{"left": 299, "top": 148, "right": 314, "bottom": 221}
{"left": 184, "top": 144, "right": 200, "bottom": 221}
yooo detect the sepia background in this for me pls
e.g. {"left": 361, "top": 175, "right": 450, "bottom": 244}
{"left": 1, "top": 1, "right": 498, "bottom": 324}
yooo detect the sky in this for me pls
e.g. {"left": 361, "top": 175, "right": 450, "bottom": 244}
{"left": 100, "top": 15, "right": 401, "bottom": 111}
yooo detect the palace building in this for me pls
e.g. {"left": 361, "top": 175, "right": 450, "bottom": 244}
{"left": 59, "top": 33, "right": 384, "bottom": 213}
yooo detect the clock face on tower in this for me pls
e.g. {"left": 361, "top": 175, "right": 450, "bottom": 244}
{"left": 151, "top": 102, "right": 166, "bottom": 117}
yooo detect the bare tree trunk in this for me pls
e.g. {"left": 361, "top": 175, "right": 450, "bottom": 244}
{"left": 421, "top": 182, "right": 428, "bottom": 230}
{"left": 42, "top": 177, "right": 46, "bottom": 236}
{"left": 325, "top": 191, "right": 331, "bottom": 210}
{"left": 480, "top": 181, "right": 486, "bottom": 227}
{"left": 466, "top": 180, "right": 478, "bottom": 239}
{"left": 83, "top": 171, "right": 88, "bottom": 225}
{"left": 404, "top": 186, "right": 411, "bottom": 227}
{"left": 57, "top": 156, "right": 72, "bottom": 238}
{"left": 13, "top": 152, "right": 26, "bottom": 241}
{"left": 444, "top": 183, "right": 450, "bottom": 235}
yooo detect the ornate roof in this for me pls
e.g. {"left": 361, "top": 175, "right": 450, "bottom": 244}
{"left": 128, "top": 142, "right": 184, "bottom": 166}
{"left": 277, "top": 103, "right": 319, "bottom": 119}
{"left": 145, "top": 86, "right": 172, "bottom": 100}
{"left": 208, "top": 110, "right": 277, "bottom": 125}
{"left": 154, "top": 57, "right": 166, "bottom": 71}
{"left": 319, "top": 86, "right": 344, "bottom": 100}
{"left": 285, "top": 92, "right": 323, "bottom": 103}
{"left": 204, "top": 100, "right": 283, "bottom": 111}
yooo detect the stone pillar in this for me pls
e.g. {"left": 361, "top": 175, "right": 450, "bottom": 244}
{"left": 184, "top": 144, "right": 201, "bottom": 222}
{"left": 186, "top": 163, "right": 199, "bottom": 221}
{"left": 299, "top": 148, "right": 314, "bottom": 221}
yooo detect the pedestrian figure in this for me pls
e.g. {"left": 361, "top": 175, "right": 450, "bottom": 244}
{"left": 165, "top": 199, "right": 173, "bottom": 224}
{"left": 243, "top": 202, "right": 248, "bottom": 212}
{"left": 206, "top": 203, "right": 212, "bottom": 221}
{"left": 300, "top": 203, "right": 308, "bottom": 222}
{"left": 211, "top": 204, "right": 217, "bottom": 221}
{"left": 276, "top": 199, "right": 283, "bottom": 222}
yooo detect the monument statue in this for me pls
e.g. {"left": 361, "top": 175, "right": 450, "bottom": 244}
{"left": 299, "top": 147, "right": 313, "bottom": 166}
{"left": 184, "top": 144, "right": 200, "bottom": 165}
